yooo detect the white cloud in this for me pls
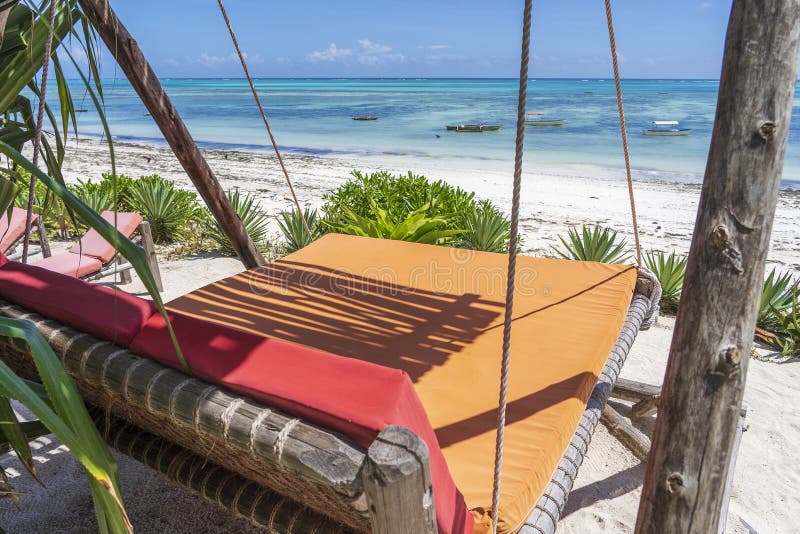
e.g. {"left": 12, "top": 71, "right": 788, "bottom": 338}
{"left": 359, "top": 52, "right": 405, "bottom": 65}
{"left": 698, "top": 1, "right": 713, "bottom": 9}
{"left": 307, "top": 40, "right": 403, "bottom": 66}
{"left": 274, "top": 56, "right": 293, "bottom": 64}
{"left": 358, "top": 39, "right": 392, "bottom": 54}
{"left": 198, "top": 52, "right": 263, "bottom": 66}
{"left": 307, "top": 43, "right": 352, "bottom": 62}
{"left": 617, "top": 52, "right": 628, "bottom": 64}
{"left": 162, "top": 58, "right": 179, "bottom": 67}
{"left": 428, "top": 44, "right": 450, "bottom": 50}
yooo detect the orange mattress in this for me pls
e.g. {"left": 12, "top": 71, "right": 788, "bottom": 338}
{"left": 169, "top": 234, "right": 637, "bottom": 533}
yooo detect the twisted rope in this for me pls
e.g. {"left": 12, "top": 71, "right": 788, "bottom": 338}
{"left": 490, "top": 0, "right": 532, "bottom": 531}
{"left": 604, "top": 0, "right": 642, "bottom": 265}
{"left": 215, "top": 0, "right": 311, "bottom": 238}
{"left": 22, "top": 0, "right": 57, "bottom": 263}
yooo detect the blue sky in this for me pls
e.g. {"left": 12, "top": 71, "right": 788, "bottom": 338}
{"left": 79, "top": 1, "right": 735, "bottom": 78}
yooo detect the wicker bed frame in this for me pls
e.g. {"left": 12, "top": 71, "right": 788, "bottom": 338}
{"left": 0, "top": 269, "right": 659, "bottom": 534}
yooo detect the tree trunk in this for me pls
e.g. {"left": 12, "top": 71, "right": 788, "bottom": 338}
{"left": 77, "top": 0, "right": 265, "bottom": 269}
{"left": 635, "top": 1, "right": 800, "bottom": 532}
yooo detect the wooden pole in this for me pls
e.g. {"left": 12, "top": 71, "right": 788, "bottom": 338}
{"left": 635, "top": 1, "right": 800, "bottom": 532}
{"left": 77, "top": 0, "right": 265, "bottom": 269}
{"left": 362, "top": 426, "right": 437, "bottom": 534}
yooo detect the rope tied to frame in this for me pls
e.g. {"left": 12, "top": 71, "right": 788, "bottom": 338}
{"left": 490, "top": 0, "right": 532, "bottom": 531}
{"left": 21, "top": 0, "right": 57, "bottom": 263}
{"left": 604, "top": 0, "right": 643, "bottom": 265}
{"left": 215, "top": 0, "right": 312, "bottom": 238}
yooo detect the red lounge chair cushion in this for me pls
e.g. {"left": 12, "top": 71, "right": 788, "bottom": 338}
{"left": 69, "top": 211, "right": 143, "bottom": 263}
{"left": 0, "top": 207, "right": 31, "bottom": 253}
{"left": 129, "top": 311, "right": 472, "bottom": 534}
{"left": 0, "top": 259, "right": 158, "bottom": 346}
{"left": 33, "top": 253, "right": 103, "bottom": 278}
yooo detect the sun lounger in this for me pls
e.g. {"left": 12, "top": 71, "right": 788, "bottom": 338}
{"left": 31, "top": 210, "right": 162, "bottom": 291}
{"left": 0, "top": 207, "right": 51, "bottom": 261}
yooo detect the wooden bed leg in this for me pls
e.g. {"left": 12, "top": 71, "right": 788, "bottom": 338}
{"left": 36, "top": 218, "right": 51, "bottom": 258}
{"left": 118, "top": 256, "right": 132, "bottom": 284}
{"left": 362, "top": 426, "right": 437, "bottom": 534}
{"left": 601, "top": 405, "right": 651, "bottom": 461}
{"left": 139, "top": 221, "right": 163, "bottom": 292}
{"left": 718, "top": 406, "right": 748, "bottom": 534}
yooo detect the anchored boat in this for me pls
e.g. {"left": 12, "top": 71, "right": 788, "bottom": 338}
{"left": 445, "top": 124, "right": 501, "bottom": 132}
{"left": 524, "top": 111, "right": 564, "bottom": 127}
{"left": 352, "top": 116, "right": 378, "bottom": 121}
{"left": 643, "top": 120, "right": 691, "bottom": 136}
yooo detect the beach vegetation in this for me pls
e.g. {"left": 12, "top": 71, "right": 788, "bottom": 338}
{"left": 643, "top": 250, "right": 687, "bottom": 313}
{"left": 70, "top": 180, "right": 116, "bottom": 216}
{"left": 207, "top": 188, "right": 272, "bottom": 255}
{"left": 457, "top": 200, "right": 513, "bottom": 253}
{"left": 324, "top": 201, "right": 462, "bottom": 245}
{"left": 278, "top": 207, "right": 326, "bottom": 253}
{"left": 757, "top": 268, "right": 797, "bottom": 331}
{"left": 0, "top": 318, "right": 132, "bottom": 531}
{"left": 552, "top": 225, "right": 632, "bottom": 264}
{"left": 769, "top": 287, "right": 800, "bottom": 356}
{"left": 322, "top": 170, "right": 511, "bottom": 250}
{"left": 126, "top": 174, "right": 203, "bottom": 243}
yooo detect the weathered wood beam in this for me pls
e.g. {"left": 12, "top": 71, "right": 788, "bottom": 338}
{"left": 611, "top": 378, "right": 661, "bottom": 403}
{"left": 77, "top": 0, "right": 265, "bottom": 269}
{"left": 601, "top": 405, "right": 651, "bottom": 461}
{"left": 635, "top": 1, "right": 800, "bottom": 532}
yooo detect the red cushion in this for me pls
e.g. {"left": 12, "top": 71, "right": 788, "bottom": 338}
{"left": 69, "top": 211, "right": 143, "bottom": 263}
{"left": 129, "top": 311, "right": 472, "bottom": 534}
{"left": 32, "top": 253, "right": 103, "bottom": 278}
{"left": 0, "top": 261, "right": 158, "bottom": 346}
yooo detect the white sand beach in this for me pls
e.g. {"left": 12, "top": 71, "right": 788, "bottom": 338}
{"left": 2, "top": 139, "right": 799, "bottom": 533}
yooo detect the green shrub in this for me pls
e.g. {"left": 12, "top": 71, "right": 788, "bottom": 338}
{"left": 126, "top": 174, "right": 202, "bottom": 243}
{"left": 70, "top": 180, "right": 115, "bottom": 215}
{"left": 98, "top": 172, "right": 137, "bottom": 209}
{"left": 322, "top": 170, "right": 510, "bottom": 250}
{"left": 770, "top": 287, "right": 799, "bottom": 356}
{"left": 757, "top": 268, "right": 796, "bottom": 330}
{"left": 207, "top": 188, "right": 272, "bottom": 255}
{"left": 323, "top": 170, "right": 477, "bottom": 227}
{"left": 457, "top": 200, "right": 512, "bottom": 253}
{"left": 643, "top": 250, "right": 687, "bottom": 313}
{"left": 324, "top": 201, "right": 462, "bottom": 245}
{"left": 278, "top": 207, "right": 325, "bottom": 253}
{"left": 552, "top": 225, "right": 632, "bottom": 264}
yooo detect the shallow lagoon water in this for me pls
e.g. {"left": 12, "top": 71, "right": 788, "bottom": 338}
{"left": 68, "top": 78, "right": 800, "bottom": 189}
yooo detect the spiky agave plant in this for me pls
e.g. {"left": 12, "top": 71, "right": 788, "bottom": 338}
{"left": 207, "top": 188, "right": 272, "bottom": 255}
{"left": 278, "top": 207, "right": 325, "bottom": 253}
{"left": 770, "top": 287, "right": 800, "bottom": 356}
{"left": 643, "top": 250, "right": 687, "bottom": 313}
{"left": 757, "top": 268, "right": 797, "bottom": 331}
{"left": 126, "top": 175, "right": 202, "bottom": 243}
{"left": 552, "top": 225, "right": 632, "bottom": 264}
{"left": 457, "top": 200, "right": 512, "bottom": 253}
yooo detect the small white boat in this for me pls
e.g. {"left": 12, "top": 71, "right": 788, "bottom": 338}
{"left": 643, "top": 121, "right": 691, "bottom": 136}
{"left": 446, "top": 124, "right": 501, "bottom": 132}
{"left": 525, "top": 118, "right": 564, "bottom": 127}
{"left": 524, "top": 111, "right": 564, "bottom": 127}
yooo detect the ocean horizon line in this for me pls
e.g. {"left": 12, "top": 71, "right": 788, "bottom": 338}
{"left": 71, "top": 76, "right": 730, "bottom": 82}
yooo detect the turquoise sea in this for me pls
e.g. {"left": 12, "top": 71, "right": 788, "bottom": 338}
{"left": 70, "top": 78, "right": 800, "bottom": 189}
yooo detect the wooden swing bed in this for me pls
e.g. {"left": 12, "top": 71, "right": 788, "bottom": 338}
{"left": 0, "top": 0, "right": 666, "bottom": 532}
